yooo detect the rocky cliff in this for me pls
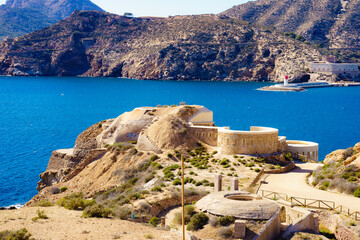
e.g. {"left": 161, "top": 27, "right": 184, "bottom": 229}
{"left": 0, "top": 11, "right": 323, "bottom": 81}
{"left": 221, "top": 0, "right": 360, "bottom": 49}
{"left": 0, "top": 0, "right": 103, "bottom": 40}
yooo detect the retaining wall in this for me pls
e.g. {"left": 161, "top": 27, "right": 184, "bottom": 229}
{"left": 254, "top": 207, "right": 281, "bottom": 240}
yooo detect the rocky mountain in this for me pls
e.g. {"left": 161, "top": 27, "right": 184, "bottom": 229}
{"left": 0, "top": 11, "right": 323, "bottom": 81}
{"left": 0, "top": 0, "right": 103, "bottom": 40}
{"left": 221, "top": 0, "right": 360, "bottom": 49}
{"left": 5, "top": 0, "right": 103, "bottom": 20}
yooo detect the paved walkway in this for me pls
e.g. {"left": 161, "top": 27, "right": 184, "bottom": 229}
{"left": 258, "top": 162, "right": 360, "bottom": 212}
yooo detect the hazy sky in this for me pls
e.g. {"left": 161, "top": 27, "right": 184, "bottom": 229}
{"left": 0, "top": 0, "right": 250, "bottom": 17}
{"left": 91, "top": 0, "right": 249, "bottom": 17}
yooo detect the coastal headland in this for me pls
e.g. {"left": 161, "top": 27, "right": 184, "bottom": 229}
{"left": 1, "top": 104, "right": 359, "bottom": 239}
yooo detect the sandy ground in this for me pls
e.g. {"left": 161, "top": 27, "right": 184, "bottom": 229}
{"left": 0, "top": 206, "right": 180, "bottom": 240}
{"left": 258, "top": 162, "right": 360, "bottom": 212}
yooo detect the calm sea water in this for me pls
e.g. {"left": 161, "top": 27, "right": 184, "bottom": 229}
{"left": 0, "top": 76, "right": 359, "bottom": 207}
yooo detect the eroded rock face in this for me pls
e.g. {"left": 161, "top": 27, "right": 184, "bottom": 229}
{"left": 323, "top": 149, "right": 347, "bottom": 164}
{"left": 73, "top": 121, "right": 104, "bottom": 158}
{"left": 0, "top": 11, "right": 323, "bottom": 82}
{"left": 46, "top": 149, "right": 79, "bottom": 171}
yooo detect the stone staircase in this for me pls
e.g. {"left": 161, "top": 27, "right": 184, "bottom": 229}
{"left": 136, "top": 117, "right": 162, "bottom": 153}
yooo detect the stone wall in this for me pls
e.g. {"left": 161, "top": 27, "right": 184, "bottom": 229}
{"left": 188, "top": 126, "right": 219, "bottom": 146}
{"left": 255, "top": 208, "right": 281, "bottom": 240}
{"left": 310, "top": 62, "right": 359, "bottom": 74}
{"left": 264, "top": 161, "right": 295, "bottom": 174}
{"left": 318, "top": 211, "right": 360, "bottom": 240}
{"left": 218, "top": 127, "right": 279, "bottom": 155}
{"left": 282, "top": 208, "right": 319, "bottom": 238}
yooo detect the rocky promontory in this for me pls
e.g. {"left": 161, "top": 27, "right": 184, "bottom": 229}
{"left": 0, "top": 11, "right": 324, "bottom": 81}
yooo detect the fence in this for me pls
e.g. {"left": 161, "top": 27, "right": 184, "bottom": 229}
{"left": 260, "top": 190, "right": 360, "bottom": 221}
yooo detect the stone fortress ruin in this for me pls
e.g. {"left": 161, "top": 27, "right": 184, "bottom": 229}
{"left": 98, "top": 104, "right": 319, "bottom": 162}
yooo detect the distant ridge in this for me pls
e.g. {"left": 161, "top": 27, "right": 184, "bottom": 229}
{"left": 0, "top": 0, "right": 103, "bottom": 40}
{"left": 221, "top": 0, "right": 360, "bottom": 49}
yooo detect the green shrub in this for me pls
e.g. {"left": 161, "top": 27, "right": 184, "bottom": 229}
{"left": 128, "top": 177, "right": 139, "bottom": 185}
{"left": 348, "top": 176, "right": 357, "bottom": 182}
{"left": 82, "top": 204, "right": 112, "bottom": 218}
{"left": 173, "top": 178, "right": 181, "bottom": 185}
{"left": 34, "top": 200, "right": 54, "bottom": 207}
{"left": 151, "top": 186, "right": 163, "bottom": 192}
{"left": 354, "top": 187, "right": 360, "bottom": 198}
{"left": 322, "top": 181, "right": 330, "bottom": 189}
{"left": 184, "top": 177, "right": 196, "bottom": 184}
{"left": 0, "top": 228, "right": 32, "bottom": 240}
{"left": 167, "top": 153, "right": 173, "bottom": 158}
{"left": 57, "top": 193, "right": 95, "bottom": 210}
{"left": 245, "top": 162, "right": 255, "bottom": 167}
{"left": 60, "top": 187, "right": 67, "bottom": 192}
{"left": 187, "top": 212, "right": 209, "bottom": 231}
{"left": 220, "top": 159, "right": 230, "bottom": 165}
{"left": 184, "top": 205, "right": 195, "bottom": 217}
{"left": 150, "top": 155, "right": 159, "bottom": 161}
{"left": 254, "top": 168, "right": 261, "bottom": 173}
{"left": 218, "top": 216, "right": 235, "bottom": 226}
{"left": 32, "top": 209, "right": 48, "bottom": 221}
{"left": 149, "top": 217, "right": 159, "bottom": 227}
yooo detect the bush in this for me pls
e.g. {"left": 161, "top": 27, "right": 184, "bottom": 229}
{"left": 50, "top": 186, "right": 60, "bottom": 194}
{"left": 34, "top": 200, "right": 54, "bottom": 207}
{"left": 57, "top": 193, "right": 95, "bottom": 210}
{"left": 114, "top": 206, "right": 131, "bottom": 220}
{"left": 254, "top": 168, "right": 261, "bottom": 173}
{"left": 218, "top": 216, "right": 235, "bottom": 226}
{"left": 82, "top": 204, "right": 112, "bottom": 218}
{"left": 218, "top": 227, "right": 233, "bottom": 238}
{"left": 60, "top": 187, "right": 67, "bottom": 192}
{"left": 0, "top": 228, "right": 32, "bottom": 240}
{"left": 151, "top": 186, "right": 163, "bottom": 192}
{"left": 187, "top": 212, "right": 209, "bottom": 231}
{"left": 354, "top": 187, "right": 360, "bottom": 198}
{"left": 32, "top": 209, "right": 48, "bottom": 221}
{"left": 185, "top": 205, "right": 195, "bottom": 217}
{"left": 172, "top": 178, "right": 181, "bottom": 185}
{"left": 149, "top": 217, "right": 159, "bottom": 227}
{"left": 150, "top": 155, "right": 159, "bottom": 161}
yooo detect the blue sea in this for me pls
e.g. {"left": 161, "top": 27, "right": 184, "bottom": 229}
{"left": 1, "top": 76, "right": 359, "bottom": 207}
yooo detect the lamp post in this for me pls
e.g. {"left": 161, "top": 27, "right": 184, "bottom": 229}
{"left": 181, "top": 156, "right": 185, "bottom": 240}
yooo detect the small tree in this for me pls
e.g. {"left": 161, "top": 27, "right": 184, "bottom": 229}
{"left": 149, "top": 217, "right": 159, "bottom": 227}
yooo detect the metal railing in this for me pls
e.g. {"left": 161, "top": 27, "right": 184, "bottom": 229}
{"left": 260, "top": 190, "right": 360, "bottom": 221}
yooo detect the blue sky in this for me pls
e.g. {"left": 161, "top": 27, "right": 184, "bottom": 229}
{"left": 91, "top": 0, "right": 249, "bottom": 17}
{"left": 0, "top": 0, "right": 250, "bottom": 17}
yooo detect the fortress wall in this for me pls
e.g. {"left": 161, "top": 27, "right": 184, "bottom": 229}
{"left": 310, "top": 63, "right": 359, "bottom": 75}
{"left": 218, "top": 127, "right": 279, "bottom": 155}
{"left": 287, "top": 140, "right": 319, "bottom": 162}
{"left": 188, "top": 126, "right": 219, "bottom": 146}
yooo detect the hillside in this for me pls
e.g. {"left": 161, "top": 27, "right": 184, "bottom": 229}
{"left": 0, "top": 0, "right": 103, "bottom": 40}
{"left": 221, "top": 0, "right": 360, "bottom": 49}
{"left": 0, "top": 11, "right": 323, "bottom": 81}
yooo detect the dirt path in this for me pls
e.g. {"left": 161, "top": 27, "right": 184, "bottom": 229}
{"left": 0, "top": 206, "right": 180, "bottom": 240}
{"left": 258, "top": 162, "right": 360, "bottom": 212}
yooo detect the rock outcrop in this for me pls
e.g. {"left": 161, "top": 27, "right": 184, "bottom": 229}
{"left": 221, "top": 0, "right": 360, "bottom": 49}
{"left": 0, "top": 0, "right": 103, "bottom": 41}
{"left": 35, "top": 105, "right": 206, "bottom": 193}
{"left": 0, "top": 11, "right": 323, "bottom": 81}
